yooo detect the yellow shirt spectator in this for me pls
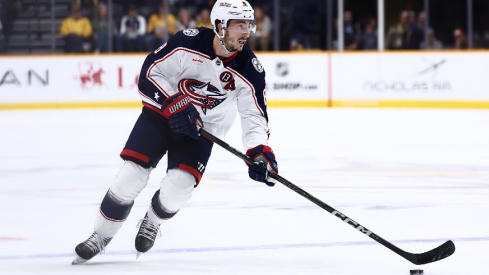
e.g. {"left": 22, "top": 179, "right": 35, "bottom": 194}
{"left": 60, "top": 14, "right": 92, "bottom": 38}
{"left": 197, "top": 20, "right": 213, "bottom": 29}
{"left": 147, "top": 13, "right": 177, "bottom": 35}
{"left": 196, "top": 8, "right": 212, "bottom": 30}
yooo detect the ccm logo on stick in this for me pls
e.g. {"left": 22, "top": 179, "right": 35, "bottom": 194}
{"left": 332, "top": 210, "right": 372, "bottom": 236}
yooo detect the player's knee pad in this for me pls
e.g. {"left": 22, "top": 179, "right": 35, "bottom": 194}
{"left": 110, "top": 160, "right": 151, "bottom": 201}
{"left": 156, "top": 169, "right": 195, "bottom": 215}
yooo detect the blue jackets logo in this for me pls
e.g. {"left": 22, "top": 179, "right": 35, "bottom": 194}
{"left": 178, "top": 79, "right": 227, "bottom": 114}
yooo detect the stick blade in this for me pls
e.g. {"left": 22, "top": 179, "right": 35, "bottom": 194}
{"left": 411, "top": 240, "right": 456, "bottom": 265}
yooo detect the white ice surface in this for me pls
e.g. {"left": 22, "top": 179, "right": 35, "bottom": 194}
{"left": 0, "top": 107, "right": 488, "bottom": 274}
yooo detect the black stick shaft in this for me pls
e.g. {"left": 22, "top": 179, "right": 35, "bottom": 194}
{"left": 199, "top": 129, "right": 455, "bottom": 265}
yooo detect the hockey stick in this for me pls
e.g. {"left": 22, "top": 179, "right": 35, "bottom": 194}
{"left": 199, "top": 128, "right": 455, "bottom": 265}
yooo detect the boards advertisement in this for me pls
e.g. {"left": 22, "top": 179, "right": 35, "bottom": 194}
{"left": 1, "top": 51, "right": 488, "bottom": 109}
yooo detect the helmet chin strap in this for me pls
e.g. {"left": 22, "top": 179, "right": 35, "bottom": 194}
{"left": 215, "top": 25, "right": 237, "bottom": 54}
{"left": 218, "top": 30, "right": 234, "bottom": 54}
{"left": 214, "top": 20, "right": 238, "bottom": 55}
{"left": 220, "top": 40, "right": 232, "bottom": 53}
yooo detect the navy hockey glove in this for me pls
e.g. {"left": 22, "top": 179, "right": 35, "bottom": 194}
{"left": 161, "top": 92, "right": 203, "bottom": 139}
{"left": 246, "top": 145, "right": 278, "bottom": 187}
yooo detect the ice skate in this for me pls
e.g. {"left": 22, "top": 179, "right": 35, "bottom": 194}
{"left": 72, "top": 232, "right": 112, "bottom": 264}
{"left": 135, "top": 214, "right": 161, "bottom": 258}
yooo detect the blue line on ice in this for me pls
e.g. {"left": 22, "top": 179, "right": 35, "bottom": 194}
{"left": 0, "top": 236, "right": 487, "bottom": 261}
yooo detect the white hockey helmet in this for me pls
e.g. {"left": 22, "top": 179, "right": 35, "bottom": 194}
{"left": 210, "top": 0, "right": 256, "bottom": 39}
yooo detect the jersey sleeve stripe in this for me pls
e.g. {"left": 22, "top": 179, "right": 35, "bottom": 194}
{"left": 139, "top": 90, "right": 162, "bottom": 108}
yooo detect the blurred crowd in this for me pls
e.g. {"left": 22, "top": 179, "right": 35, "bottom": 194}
{"left": 54, "top": 0, "right": 480, "bottom": 53}
{"left": 334, "top": 9, "right": 466, "bottom": 51}
{"left": 56, "top": 0, "right": 273, "bottom": 53}
{"left": 0, "top": 0, "right": 485, "bottom": 54}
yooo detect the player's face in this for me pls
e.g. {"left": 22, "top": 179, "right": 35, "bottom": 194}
{"left": 223, "top": 20, "right": 254, "bottom": 52}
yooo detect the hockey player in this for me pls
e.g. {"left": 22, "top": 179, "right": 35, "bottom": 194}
{"left": 73, "top": 0, "right": 278, "bottom": 264}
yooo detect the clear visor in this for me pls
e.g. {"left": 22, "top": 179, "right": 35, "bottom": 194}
{"left": 225, "top": 20, "right": 256, "bottom": 34}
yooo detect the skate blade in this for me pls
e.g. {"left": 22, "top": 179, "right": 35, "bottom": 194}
{"left": 72, "top": 256, "right": 88, "bottom": 265}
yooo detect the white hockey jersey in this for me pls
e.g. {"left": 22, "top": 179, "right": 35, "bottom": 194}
{"left": 138, "top": 27, "right": 269, "bottom": 150}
